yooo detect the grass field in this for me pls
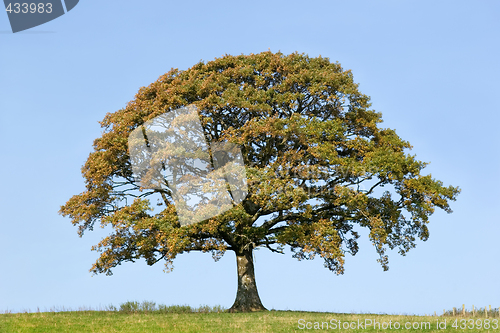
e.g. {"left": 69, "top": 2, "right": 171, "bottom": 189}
{"left": 1, "top": 307, "right": 499, "bottom": 333}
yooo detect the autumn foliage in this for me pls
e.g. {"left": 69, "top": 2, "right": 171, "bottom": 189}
{"left": 60, "top": 51, "right": 460, "bottom": 312}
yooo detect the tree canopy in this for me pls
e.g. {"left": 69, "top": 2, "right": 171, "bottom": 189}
{"left": 60, "top": 51, "right": 460, "bottom": 312}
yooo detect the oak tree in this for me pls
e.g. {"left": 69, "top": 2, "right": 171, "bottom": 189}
{"left": 60, "top": 51, "right": 460, "bottom": 312}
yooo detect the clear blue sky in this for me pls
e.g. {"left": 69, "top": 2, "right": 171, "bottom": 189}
{"left": 1, "top": 0, "right": 499, "bottom": 316}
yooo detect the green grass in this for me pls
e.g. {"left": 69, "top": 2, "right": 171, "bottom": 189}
{"left": 1, "top": 304, "right": 499, "bottom": 332}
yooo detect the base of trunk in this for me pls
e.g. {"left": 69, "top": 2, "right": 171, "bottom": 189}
{"left": 228, "top": 247, "right": 267, "bottom": 313}
{"left": 228, "top": 302, "right": 267, "bottom": 313}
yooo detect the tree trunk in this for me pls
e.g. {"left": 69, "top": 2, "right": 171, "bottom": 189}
{"left": 228, "top": 247, "right": 267, "bottom": 312}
